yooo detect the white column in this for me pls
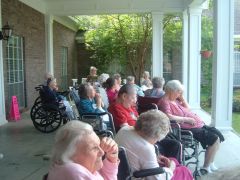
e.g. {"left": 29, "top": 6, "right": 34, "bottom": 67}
{"left": 187, "top": 8, "right": 202, "bottom": 109}
{"left": 211, "top": 0, "right": 234, "bottom": 130}
{"left": 182, "top": 10, "right": 189, "bottom": 99}
{"left": 152, "top": 12, "right": 164, "bottom": 77}
{"left": 0, "top": 0, "right": 7, "bottom": 125}
{"left": 45, "top": 15, "right": 54, "bottom": 75}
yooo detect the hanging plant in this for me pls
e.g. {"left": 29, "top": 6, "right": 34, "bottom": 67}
{"left": 200, "top": 50, "right": 212, "bottom": 59}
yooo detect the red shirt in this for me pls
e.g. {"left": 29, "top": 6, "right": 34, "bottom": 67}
{"left": 108, "top": 102, "right": 139, "bottom": 131}
{"left": 106, "top": 89, "right": 118, "bottom": 105}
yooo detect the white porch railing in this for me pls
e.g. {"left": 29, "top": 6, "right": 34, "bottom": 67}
{"left": 234, "top": 51, "right": 240, "bottom": 87}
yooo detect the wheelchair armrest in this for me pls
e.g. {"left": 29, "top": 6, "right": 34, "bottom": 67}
{"left": 180, "top": 130, "right": 194, "bottom": 145}
{"left": 133, "top": 167, "right": 165, "bottom": 178}
{"left": 57, "top": 90, "right": 70, "bottom": 97}
{"left": 81, "top": 112, "right": 109, "bottom": 116}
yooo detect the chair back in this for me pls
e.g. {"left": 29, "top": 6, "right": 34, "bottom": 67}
{"left": 118, "top": 146, "right": 132, "bottom": 180}
{"left": 81, "top": 112, "right": 116, "bottom": 137}
{"left": 137, "top": 96, "right": 161, "bottom": 114}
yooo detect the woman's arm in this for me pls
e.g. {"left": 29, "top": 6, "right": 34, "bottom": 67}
{"left": 177, "top": 94, "right": 190, "bottom": 109}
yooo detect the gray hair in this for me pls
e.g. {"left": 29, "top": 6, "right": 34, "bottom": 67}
{"left": 126, "top": 76, "right": 135, "bottom": 83}
{"left": 135, "top": 110, "right": 170, "bottom": 141}
{"left": 152, "top": 77, "right": 165, "bottom": 88}
{"left": 113, "top": 73, "right": 121, "bottom": 80}
{"left": 51, "top": 121, "right": 93, "bottom": 165}
{"left": 164, "top": 80, "right": 184, "bottom": 93}
{"left": 98, "top": 73, "right": 110, "bottom": 85}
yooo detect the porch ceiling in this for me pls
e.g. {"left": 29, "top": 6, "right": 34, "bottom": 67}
{"left": 19, "top": 0, "right": 206, "bottom": 16}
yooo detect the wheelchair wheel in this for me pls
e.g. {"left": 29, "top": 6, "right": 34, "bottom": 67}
{"left": 30, "top": 101, "right": 42, "bottom": 121}
{"left": 34, "top": 96, "right": 41, "bottom": 104}
{"left": 32, "top": 105, "right": 62, "bottom": 133}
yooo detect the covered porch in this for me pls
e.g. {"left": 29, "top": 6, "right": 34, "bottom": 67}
{"left": 0, "top": 0, "right": 234, "bottom": 131}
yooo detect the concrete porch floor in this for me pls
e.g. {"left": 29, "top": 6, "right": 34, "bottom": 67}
{"left": 0, "top": 111, "right": 240, "bottom": 180}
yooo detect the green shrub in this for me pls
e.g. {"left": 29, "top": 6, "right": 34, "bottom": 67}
{"left": 233, "top": 89, "right": 240, "bottom": 112}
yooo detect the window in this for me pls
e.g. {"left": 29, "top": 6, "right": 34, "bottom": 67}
{"left": 6, "top": 36, "right": 25, "bottom": 108}
{"left": 234, "top": 51, "right": 240, "bottom": 87}
{"left": 61, "top": 47, "right": 68, "bottom": 90}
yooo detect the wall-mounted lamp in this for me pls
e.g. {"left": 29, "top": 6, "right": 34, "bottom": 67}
{"left": 0, "top": 23, "right": 12, "bottom": 41}
{"left": 75, "top": 29, "right": 86, "bottom": 44}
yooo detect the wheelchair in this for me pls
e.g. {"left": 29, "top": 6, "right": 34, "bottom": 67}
{"left": 118, "top": 146, "right": 168, "bottom": 180}
{"left": 30, "top": 85, "right": 72, "bottom": 133}
{"left": 68, "top": 85, "right": 116, "bottom": 137}
{"left": 137, "top": 95, "right": 204, "bottom": 179}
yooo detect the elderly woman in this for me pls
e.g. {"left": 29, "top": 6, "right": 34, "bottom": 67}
{"left": 77, "top": 84, "right": 105, "bottom": 115}
{"left": 43, "top": 78, "right": 74, "bottom": 119}
{"left": 48, "top": 121, "right": 119, "bottom": 180}
{"left": 144, "top": 77, "right": 165, "bottom": 98}
{"left": 108, "top": 84, "right": 138, "bottom": 132}
{"left": 126, "top": 76, "right": 144, "bottom": 97}
{"left": 108, "top": 84, "right": 182, "bottom": 162}
{"left": 141, "top": 71, "right": 153, "bottom": 91}
{"left": 115, "top": 110, "right": 193, "bottom": 180}
{"left": 97, "top": 73, "right": 110, "bottom": 109}
{"left": 86, "top": 66, "right": 98, "bottom": 84}
{"left": 158, "top": 80, "right": 225, "bottom": 173}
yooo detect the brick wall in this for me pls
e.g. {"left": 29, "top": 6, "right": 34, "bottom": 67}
{"left": 53, "top": 22, "right": 77, "bottom": 90}
{"left": 1, "top": 0, "right": 77, "bottom": 114}
{"left": 2, "top": 0, "right": 46, "bottom": 111}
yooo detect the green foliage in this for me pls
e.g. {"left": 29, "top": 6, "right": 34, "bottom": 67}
{"left": 73, "top": 14, "right": 180, "bottom": 83}
{"left": 233, "top": 89, "right": 240, "bottom": 112}
{"left": 201, "top": 16, "right": 213, "bottom": 51}
{"left": 74, "top": 14, "right": 152, "bottom": 83}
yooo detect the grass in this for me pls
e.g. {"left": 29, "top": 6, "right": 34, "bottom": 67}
{"left": 233, "top": 112, "right": 240, "bottom": 134}
{"left": 201, "top": 87, "right": 240, "bottom": 134}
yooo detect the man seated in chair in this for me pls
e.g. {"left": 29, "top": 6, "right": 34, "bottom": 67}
{"left": 144, "top": 77, "right": 165, "bottom": 98}
{"left": 115, "top": 110, "right": 193, "bottom": 180}
{"left": 158, "top": 80, "right": 225, "bottom": 174}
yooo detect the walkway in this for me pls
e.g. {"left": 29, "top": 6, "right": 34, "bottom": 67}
{"left": 0, "top": 111, "right": 240, "bottom": 180}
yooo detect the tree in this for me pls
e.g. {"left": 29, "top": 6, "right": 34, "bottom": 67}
{"left": 74, "top": 14, "right": 178, "bottom": 84}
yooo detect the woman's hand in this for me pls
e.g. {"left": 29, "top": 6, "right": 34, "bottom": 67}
{"left": 183, "top": 117, "right": 196, "bottom": 126}
{"left": 158, "top": 155, "right": 176, "bottom": 171}
{"left": 95, "top": 93, "right": 102, "bottom": 108}
{"left": 158, "top": 155, "right": 170, "bottom": 167}
{"left": 100, "top": 137, "right": 119, "bottom": 163}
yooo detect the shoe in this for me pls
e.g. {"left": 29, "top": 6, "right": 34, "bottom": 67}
{"left": 199, "top": 167, "right": 212, "bottom": 176}
{"left": 210, "top": 162, "right": 218, "bottom": 171}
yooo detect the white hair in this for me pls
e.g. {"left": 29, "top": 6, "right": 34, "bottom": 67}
{"left": 51, "top": 121, "right": 93, "bottom": 165}
{"left": 143, "top": 71, "right": 150, "bottom": 78}
{"left": 164, "top": 80, "right": 184, "bottom": 93}
{"left": 98, "top": 73, "right": 110, "bottom": 85}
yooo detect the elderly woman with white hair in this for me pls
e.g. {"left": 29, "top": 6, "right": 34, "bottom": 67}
{"left": 141, "top": 71, "right": 153, "bottom": 91}
{"left": 115, "top": 110, "right": 193, "bottom": 180}
{"left": 158, "top": 80, "right": 225, "bottom": 174}
{"left": 48, "top": 121, "right": 119, "bottom": 180}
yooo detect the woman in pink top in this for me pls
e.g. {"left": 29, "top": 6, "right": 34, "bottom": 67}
{"left": 47, "top": 121, "right": 119, "bottom": 180}
{"left": 158, "top": 80, "right": 224, "bottom": 174}
{"left": 104, "top": 77, "right": 118, "bottom": 105}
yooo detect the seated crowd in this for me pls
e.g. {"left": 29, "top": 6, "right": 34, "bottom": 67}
{"left": 45, "top": 67, "right": 224, "bottom": 180}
